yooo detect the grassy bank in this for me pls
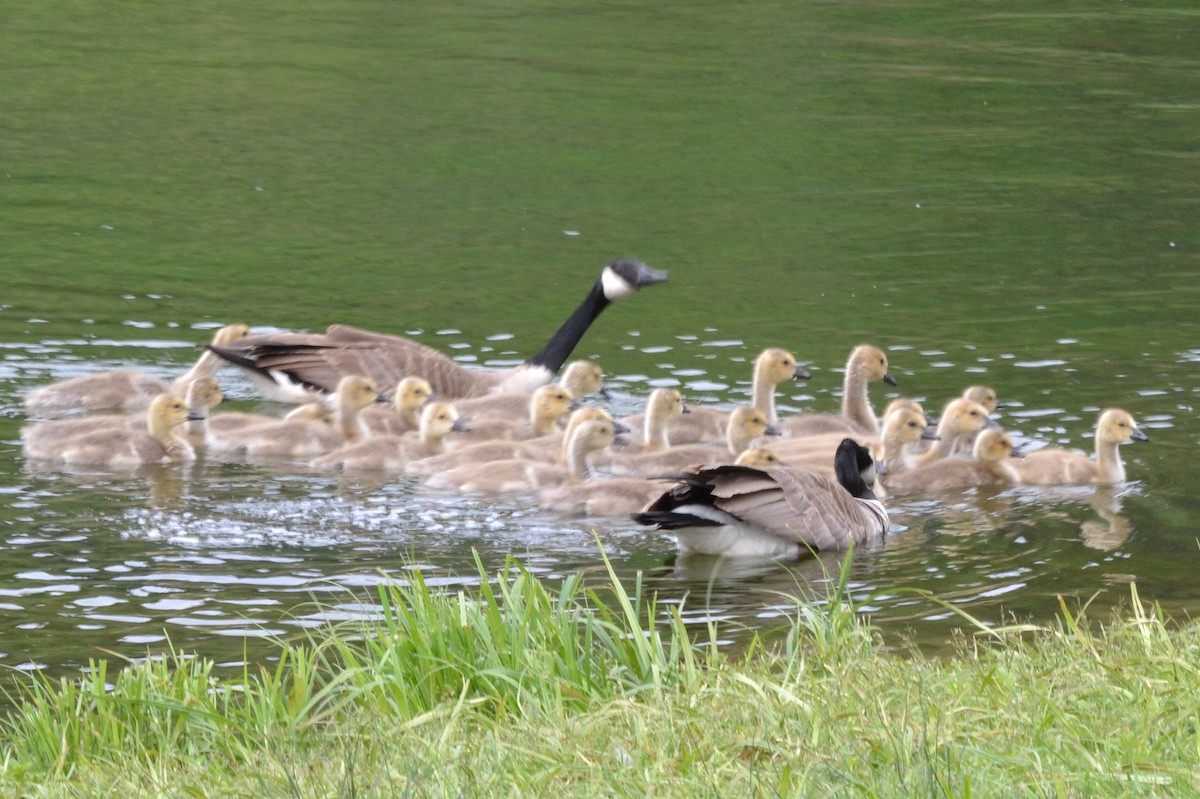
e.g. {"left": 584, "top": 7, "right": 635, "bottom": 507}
{"left": 1, "top": 553, "right": 1197, "bottom": 797}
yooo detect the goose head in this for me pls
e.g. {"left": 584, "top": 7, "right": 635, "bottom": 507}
{"left": 185, "top": 377, "right": 224, "bottom": 416}
{"left": 392, "top": 377, "right": 434, "bottom": 418}
{"left": 420, "top": 402, "right": 469, "bottom": 442}
{"left": 560, "top": 360, "right": 608, "bottom": 399}
{"left": 937, "top": 398, "right": 991, "bottom": 439}
{"left": 882, "top": 406, "right": 939, "bottom": 447}
{"left": 962, "top": 385, "right": 1003, "bottom": 414}
{"left": 1097, "top": 409, "right": 1148, "bottom": 446}
{"left": 884, "top": 397, "right": 934, "bottom": 426}
{"left": 600, "top": 257, "right": 669, "bottom": 302}
{"left": 972, "top": 427, "right": 1016, "bottom": 463}
{"left": 755, "top": 348, "right": 810, "bottom": 384}
{"left": 530, "top": 385, "right": 578, "bottom": 428}
{"left": 564, "top": 407, "right": 629, "bottom": 441}
{"left": 833, "top": 438, "right": 880, "bottom": 500}
{"left": 335, "top": 376, "right": 385, "bottom": 413}
{"left": 728, "top": 406, "right": 780, "bottom": 451}
{"left": 211, "top": 324, "right": 251, "bottom": 347}
{"left": 849, "top": 344, "right": 897, "bottom": 387}
{"left": 734, "top": 448, "right": 785, "bottom": 468}
{"left": 147, "top": 394, "right": 203, "bottom": 437}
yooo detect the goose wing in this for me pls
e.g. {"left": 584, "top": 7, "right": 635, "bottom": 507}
{"left": 210, "top": 324, "right": 510, "bottom": 400}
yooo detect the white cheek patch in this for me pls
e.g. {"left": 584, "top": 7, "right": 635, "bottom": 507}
{"left": 600, "top": 266, "right": 637, "bottom": 301}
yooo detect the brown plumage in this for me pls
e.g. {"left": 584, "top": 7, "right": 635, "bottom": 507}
{"left": 633, "top": 439, "right": 888, "bottom": 559}
{"left": 24, "top": 324, "right": 248, "bottom": 415}
{"left": 206, "top": 258, "right": 667, "bottom": 403}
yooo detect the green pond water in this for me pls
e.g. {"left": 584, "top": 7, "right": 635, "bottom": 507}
{"left": 1, "top": 1, "right": 1198, "bottom": 675}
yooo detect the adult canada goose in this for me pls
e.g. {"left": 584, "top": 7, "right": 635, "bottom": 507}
{"left": 903, "top": 398, "right": 992, "bottom": 469}
{"left": 310, "top": 401, "right": 468, "bottom": 471}
{"left": 1011, "top": 408, "right": 1147, "bottom": 485}
{"left": 24, "top": 324, "right": 249, "bottom": 415}
{"left": 27, "top": 394, "right": 203, "bottom": 469}
{"left": 359, "top": 377, "right": 434, "bottom": 435}
{"left": 539, "top": 444, "right": 787, "bottom": 517}
{"left": 207, "top": 258, "right": 667, "bottom": 403}
{"left": 621, "top": 348, "right": 808, "bottom": 444}
{"left": 884, "top": 427, "right": 1019, "bottom": 493}
{"left": 20, "top": 377, "right": 224, "bottom": 459}
{"left": 451, "top": 360, "right": 607, "bottom": 422}
{"left": 207, "top": 376, "right": 383, "bottom": 460}
{"left": 780, "top": 344, "right": 897, "bottom": 438}
{"left": 632, "top": 438, "right": 888, "bottom": 559}
{"left": 423, "top": 417, "right": 617, "bottom": 493}
{"left": 452, "top": 385, "right": 577, "bottom": 443}
{"left": 605, "top": 406, "right": 781, "bottom": 478}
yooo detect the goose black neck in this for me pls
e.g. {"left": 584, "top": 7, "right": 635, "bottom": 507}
{"left": 834, "top": 439, "right": 876, "bottom": 500}
{"left": 526, "top": 279, "right": 609, "bottom": 373}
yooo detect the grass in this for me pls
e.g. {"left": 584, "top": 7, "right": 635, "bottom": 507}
{"left": 2, "top": 551, "right": 1198, "bottom": 797}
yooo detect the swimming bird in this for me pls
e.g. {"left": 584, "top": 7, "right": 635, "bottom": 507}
{"left": 613, "top": 388, "right": 689, "bottom": 453}
{"left": 21, "top": 377, "right": 224, "bottom": 459}
{"left": 207, "top": 375, "right": 384, "bottom": 460}
{"left": 451, "top": 360, "right": 607, "bottom": 421}
{"left": 422, "top": 417, "right": 618, "bottom": 493}
{"left": 883, "top": 427, "right": 1019, "bottom": 493}
{"left": 903, "top": 398, "right": 992, "bottom": 469}
{"left": 779, "top": 344, "right": 896, "bottom": 438}
{"left": 1011, "top": 408, "right": 1147, "bottom": 485}
{"left": 539, "top": 445, "right": 786, "bottom": 517}
{"left": 453, "top": 385, "right": 577, "bottom": 443}
{"left": 621, "top": 348, "right": 808, "bottom": 444}
{"left": 360, "top": 377, "right": 435, "bottom": 435}
{"left": 27, "top": 393, "right": 203, "bottom": 469}
{"left": 310, "top": 401, "right": 468, "bottom": 471}
{"left": 24, "top": 324, "right": 249, "bottom": 414}
{"left": 604, "top": 406, "right": 781, "bottom": 477}
{"left": 206, "top": 258, "right": 667, "bottom": 403}
{"left": 633, "top": 438, "right": 888, "bottom": 559}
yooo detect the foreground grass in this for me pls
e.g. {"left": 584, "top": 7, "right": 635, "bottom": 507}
{"left": 2, "top": 554, "right": 1198, "bottom": 797}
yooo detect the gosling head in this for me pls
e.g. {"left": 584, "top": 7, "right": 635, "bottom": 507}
{"left": 1097, "top": 409, "right": 1148, "bottom": 446}
{"left": 734, "top": 448, "right": 785, "bottom": 468}
{"left": 882, "top": 406, "right": 938, "bottom": 445}
{"left": 939, "top": 398, "right": 991, "bottom": 437}
{"left": 561, "top": 360, "right": 608, "bottom": 399}
{"left": 392, "top": 377, "right": 434, "bottom": 414}
{"left": 850, "top": 344, "right": 897, "bottom": 387}
{"left": 148, "top": 393, "right": 203, "bottom": 434}
{"left": 972, "top": 427, "right": 1015, "bottom": 463}
{"left": 729, "top": 406, "right": 780, "bottom": 443}
{"left": 756, "top": 348, "right": 810, "bottom": 383}
{"left": 185, "top": 377, "right": 224, "bottom": 415}
{"left": 211, "top": 324, "right": 251, "bottom": 347}
{"left": 962, "top": 385, "right": 1002, "bottom": 414}
{"left": 647, "top": 388, "right": 687, "bottom": 422}
{"left": 336, "top": 376, "right": 385, "bottom": 412}
{"left": 532, "top": 385, "right": 578, "bottom": 421}
{"left": 421, "top": 401, "right": 469, "bottom": 439}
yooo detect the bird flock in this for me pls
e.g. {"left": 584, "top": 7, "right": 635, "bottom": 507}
{"left": 18, "top": 258, "right": 1149, "bottom": 561}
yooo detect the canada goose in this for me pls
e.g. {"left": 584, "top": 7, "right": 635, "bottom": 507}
{"left": 607, "top": 388, "right": 689, "bottom": 455}
{"left": 605, "top": 406, "right": 781, "bottom": 477}
{"left": 358, "top": 377, "right": 435, "bottom": 435}
{"left": 21, "top": 377, "right": 224, "bottom": 458}
{"left": 622, "top": 348, "right": 808, "bottom": 444}
{"left": 405, "top": 406, "right": 625, "bottom": 476}
{"left": 884, "top": 427, "right": 1018, "bottom": 493}
{"left": 27, "top": 394, "right": 203, "bottom": 469}
{"left": 423, "top": 417, "right": 617, "bottom": 493}
{"left": 452, "top": 385, "right": 577, "bottom": 443}
{"left": 538, "top": 439, "right": 789, "bottom": 517}
{"left": 24, "top": 324, "right": 249, "bottom": 414}
{"left": 451, "top": 360, "right": 607, "bottom": 422}
{"left": 903, "top": 398, "right": 992, "bottom": 469}
{"left": 779, "top": 344, "right": 897, "bottom": 438}
{"left": 208, "top": 376, "right": 383, "bottom": 460}
{"left": 764, "top": 405, "right": 938, "bottom": 478}
{"left": 1011, "top": 408, "right": 1147, "bottom": 485}
{"left": 633, "top": 438, "right": 888, "bottom": 559}
{"left": 178, "top": 377, "right": 226, "bottom": 451}
{"left": 207, "top": 258, "right": 667, "bottom": 403}
{"left": 310, "top": 401, "right": 468, "bottom": 471}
